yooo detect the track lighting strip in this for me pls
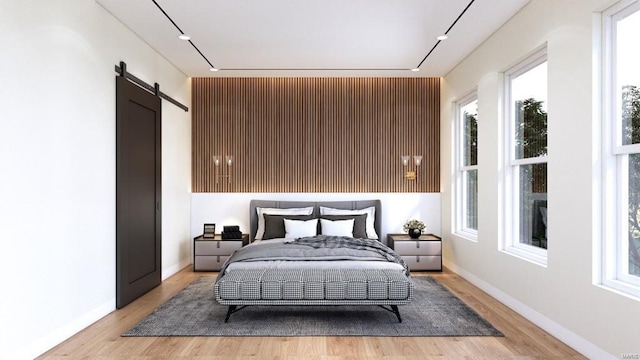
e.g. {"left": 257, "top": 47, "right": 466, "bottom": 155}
{"left": 152, "top": 0, "right": 216, "bottom": 70}
{"left": 414, "top": 0, "right": 475, "bottom": 69}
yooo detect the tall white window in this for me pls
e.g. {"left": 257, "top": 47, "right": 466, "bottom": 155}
{"left": 602, "top": 1, "right": 640, "bottom": 298}
{"left": 455, "top": 92, "right": 478, "bottom": 240}
{"left": 503, "top": 48, "right": 548, "bottom": 265}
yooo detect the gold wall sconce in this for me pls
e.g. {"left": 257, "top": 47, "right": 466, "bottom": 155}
{"left": 213, "top": 155, "right": 233, "bottom": 184}
{"left": 401, "top": 155, "right": 422, "bottom": 180}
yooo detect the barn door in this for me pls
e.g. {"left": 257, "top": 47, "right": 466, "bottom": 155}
{"left": 115, "top": 76, "right": 162, "bottom": 308}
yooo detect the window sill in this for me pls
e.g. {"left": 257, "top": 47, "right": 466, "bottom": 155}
{"left": 599, "top": 279, "right": 640, "bottom": 302}
{"left": 454, "top": 230, "right": 478, "bottom": 243}
{"left": 501, "top": 245, "right": 548, "bottom": 267}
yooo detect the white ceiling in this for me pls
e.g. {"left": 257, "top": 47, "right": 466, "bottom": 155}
{"left": 96, "top": 0, "right": 529, "bottom": 77}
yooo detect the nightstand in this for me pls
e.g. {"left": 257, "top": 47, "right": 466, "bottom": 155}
{"left": 387, "top": 233, "right": 442, "bottom": 271}
{"left": 193, "top": 234, "right": 249, "bottom": 271}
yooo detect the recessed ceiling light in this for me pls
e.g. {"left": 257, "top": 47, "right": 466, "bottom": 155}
{"left": 209, "top": 67, "right": 219, "bottom": 72}
{"left": 178, "top": 34, "right": 190, "bottom": 41}
{"left": 411, "top": 68, "right": 420, "bottom": 72}
{"left": 436, "top": 35, "right": 448, "bottom": 41}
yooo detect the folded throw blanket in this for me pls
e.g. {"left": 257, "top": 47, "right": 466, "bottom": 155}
{"left": 294, "top": 235, "right": 409, "bottom": 276}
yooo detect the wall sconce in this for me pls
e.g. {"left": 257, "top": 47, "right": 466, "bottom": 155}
{"left": 401, "top": 155, "right": 422, "bottom": 180}
{"left": 213, "top": 155, "right": 233, "bottom": 184}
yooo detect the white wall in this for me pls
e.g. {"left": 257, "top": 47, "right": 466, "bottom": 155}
{"left": 0, "top": 1, "right": 191, "bottom": 359}
{"left": 441, "top": 0, "right": 639, "bottom": 358}
{"left": 191, "top": 193, "right": 441, "bottom": 242}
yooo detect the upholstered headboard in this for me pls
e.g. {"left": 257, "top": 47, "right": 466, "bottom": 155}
{"left": 249, "top": 199, "right": 381, "bottom": 242}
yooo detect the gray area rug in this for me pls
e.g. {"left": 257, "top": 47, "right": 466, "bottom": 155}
{"left": 122, "top": 276, "right": 503, "bottom": 337}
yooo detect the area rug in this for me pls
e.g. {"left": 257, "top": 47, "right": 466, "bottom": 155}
{"left": 122, "top": 276, "right": 503, "bottom": 337}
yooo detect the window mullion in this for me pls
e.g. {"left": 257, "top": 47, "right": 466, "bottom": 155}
{"left": 511, "top": 156, "right": 548, "bottom": 167}
{"left": 460, "top": 164, "right": 479, "bottom": 172}
{"left": 614, "top": 143, "right": 640, "bottom": 155}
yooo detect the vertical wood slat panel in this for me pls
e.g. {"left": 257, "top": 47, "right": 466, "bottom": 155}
{"left": 191, "top": 77, "right": 440, "bottom": 193}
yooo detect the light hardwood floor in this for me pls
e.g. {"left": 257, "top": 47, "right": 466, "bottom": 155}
{"left": 38, "top": 267, "right": 585, "bottom": 359}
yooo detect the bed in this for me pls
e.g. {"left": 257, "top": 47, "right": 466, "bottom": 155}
{"left": 214, "top": 200, "right": 414, "bottom": 322}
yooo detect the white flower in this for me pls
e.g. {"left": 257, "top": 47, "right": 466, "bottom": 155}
{"left": 403, "top": 219, "right": 426, "bottom": 233}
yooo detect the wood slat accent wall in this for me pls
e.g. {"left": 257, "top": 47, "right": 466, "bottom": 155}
{"left": 192, "top": 77, "right": 440, "bottom": 193}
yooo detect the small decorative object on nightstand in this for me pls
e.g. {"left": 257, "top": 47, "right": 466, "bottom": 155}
{"left": 193, "top": 233, "right": 248, "bottom": 271}
{"left": 203, "top": 223, "right": 216, "bottom": 239}
{"left": 221, "top": 225, "right": 242, "bottom": 239}
{"left": 388, "top": 233, "right": 442, "bottom": 271}
{"left": 403, "top": 219, "right": 426, "bottom": 239}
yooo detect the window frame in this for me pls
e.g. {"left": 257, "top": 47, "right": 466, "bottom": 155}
{"left": 502, "top": 46, "right": 549, "bottom": 266}
{"left": 600, "top": 0, "right": 640, "bottom": 299}
{"left": 454, "top": 91, "right": 479, "bottom": 241}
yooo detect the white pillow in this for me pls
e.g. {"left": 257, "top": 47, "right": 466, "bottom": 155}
{"left": 255, "top": 207, "right": 314, "bottom": 240}
{"left": 284, "top": 218, "right": 318, "bottom": 238}
{"left": 319, "top": 206, "right": 378, "bottom": 239}
{"left": 320, "top": 218, "right": 354, "bottom": 237}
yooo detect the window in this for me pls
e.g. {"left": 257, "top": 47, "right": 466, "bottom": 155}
{"left": 455, "top": 92, "right": 478, "bottom": 240}
{"left": 601, "top": 1, "right": 640, "bottom": 298}
{"left": 503, "top": 47, "right": 548, "bottom": 265}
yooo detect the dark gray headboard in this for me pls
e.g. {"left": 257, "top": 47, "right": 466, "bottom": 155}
{"left": 249, "top": 199, "right": 381, "bottom": 242}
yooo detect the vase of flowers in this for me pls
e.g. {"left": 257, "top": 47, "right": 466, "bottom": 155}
{"left": 403, "top": 219, "right": 426, "bottom": 239}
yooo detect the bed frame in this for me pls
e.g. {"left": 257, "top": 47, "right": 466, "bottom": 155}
{"left": 215, "top": 200, "right": 414, "bottom": 323}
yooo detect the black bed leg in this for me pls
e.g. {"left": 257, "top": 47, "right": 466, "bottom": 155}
{"left": 224, "top": 305, "right": 236, "bottom": 323}
{"left": 391, "top": 305, "right": 402, "bottom": 323}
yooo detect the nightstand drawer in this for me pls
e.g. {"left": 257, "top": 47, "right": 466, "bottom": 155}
{"left": 394, "top": 241, "right": 441, "bottom": 256}
{"left": 194, "top": 255, "right": 230, "bottom": 271}
{"left": 402, "top": 255, "right": 442, "bottom": 271}
{"left": 195, "top": 241, "right": 243, "bottom": 255}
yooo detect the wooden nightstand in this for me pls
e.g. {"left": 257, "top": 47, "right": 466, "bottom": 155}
{"left": 387, "top": 233, "right": 442, "bottom": 271}
{"left": 193, "top": 234, "right": 249, "bottom": 272}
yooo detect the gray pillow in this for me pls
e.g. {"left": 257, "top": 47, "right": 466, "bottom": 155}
{"left": 320, "top": 214, "right": 368, "bottom": 239}
{"left": 263, "top": 214, "right": 315, "bottom": 239}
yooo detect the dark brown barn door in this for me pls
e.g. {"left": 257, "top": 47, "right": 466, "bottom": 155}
{"left": 116, "top": 76, "right": 162, "bottom": 308}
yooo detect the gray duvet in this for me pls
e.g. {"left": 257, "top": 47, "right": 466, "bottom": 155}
{"left": 217, "top": 235, "right": 409, "bottom": 281}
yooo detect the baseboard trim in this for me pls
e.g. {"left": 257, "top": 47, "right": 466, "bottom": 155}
{"left": 23, "top": 257, "right": 191, "bottom": 360}
{"left": 14, "top": 298, "right": 115, "bottom": 360}
{"left": 443, "top": 260, "right": 614, "bottom": 360}
{"left": 162, "top": 256, "right": 191, "bottom": 280}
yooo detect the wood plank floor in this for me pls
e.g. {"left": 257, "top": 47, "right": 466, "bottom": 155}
{"left": 38, "top": 266, "right": 585, "bottom": 359}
